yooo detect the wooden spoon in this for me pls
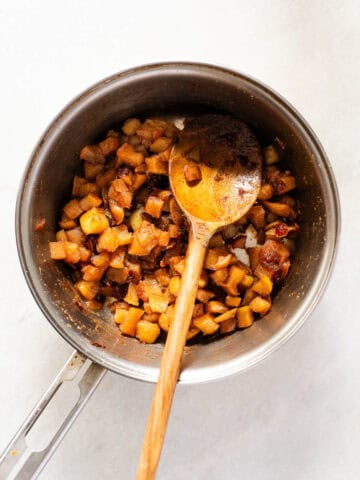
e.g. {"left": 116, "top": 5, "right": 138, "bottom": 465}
{"left": 136, "top": 115, "right": 262, "bottom": 480}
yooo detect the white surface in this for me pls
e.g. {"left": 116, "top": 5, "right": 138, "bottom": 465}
{"left": 1, "top": 1, "right": 359, "bottom": 479}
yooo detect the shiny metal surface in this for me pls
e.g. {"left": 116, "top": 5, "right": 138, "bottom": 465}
{"left": 0, "top": 351, "right": 106, "bottom": 479}
{"left": 16, "top": 62, "right": 340, "bottom": 384}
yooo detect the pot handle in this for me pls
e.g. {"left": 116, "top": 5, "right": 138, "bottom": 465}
{"left": 0, "top": 350, "right": 106, "bottom": 479}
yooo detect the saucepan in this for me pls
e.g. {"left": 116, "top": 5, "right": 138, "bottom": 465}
{"left": 0, "top": 62, "right": 340, "bottom": 479}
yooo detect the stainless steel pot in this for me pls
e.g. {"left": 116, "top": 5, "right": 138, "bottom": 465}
{"left": 1, "top": 62, "right": 340, "bottom": 479}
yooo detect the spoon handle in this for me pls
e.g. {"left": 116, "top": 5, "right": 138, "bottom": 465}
{"left": 136, "top": 229, "right": 208, "bottom": 480}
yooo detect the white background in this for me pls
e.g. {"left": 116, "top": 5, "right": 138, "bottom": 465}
{"left": 1, "top": 1, "right": 359, "bottom": 479}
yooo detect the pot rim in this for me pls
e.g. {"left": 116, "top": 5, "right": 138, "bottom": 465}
{"left": 15, "top": 62, "right": 341, "bottom": 384}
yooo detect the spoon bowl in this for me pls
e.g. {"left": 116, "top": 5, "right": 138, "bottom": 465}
{"left": 170, "top": 115, "right": 262, "bottom": 231}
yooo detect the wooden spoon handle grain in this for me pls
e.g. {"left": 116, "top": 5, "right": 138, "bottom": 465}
{"left": 136, "top": 231, "right": 208, "bottom": 480}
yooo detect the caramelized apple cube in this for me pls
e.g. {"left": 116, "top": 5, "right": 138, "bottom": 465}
{"left": 247, "top": 247, "right": 262, "bottom": 271}
{"left": 169, "top": 276, "right": 181, "bottom": 296}
{"left": 124, "top": 283, "right": 139, "bottom": 306}
{"left": 79, "top": 246, "right": 92, "bottom": 262}
{"left": 148, "top": 290, "right": 169, "bottom": 313}
{"left": 257, "top": 183, "right": 274, "bottom": 200}
{"left": 206, "top": 301, "right": 228, "bottom": 314}
{"left": 154, "top": 269, "right": 170, "bottom": 287}
{"left": 225, "top": 296, "right": 241, "bottom": 307}
{"left": 97, "top": 226, "right": 132, "bottom": 252}
{"left": 82, "top": 265, "right": 104, "bottom": 282}
{"left": 210, "top": 268, "right": 228, "bottom": 286}
{"left": 128, "top": 221, "right": 159, "bottom": 256}
{"left": 150, "top": 136, "right": 173, "bottom": 153}
{"left": 136, "top": 119, "right": 165, "bottom": 144}
{"left": 263, "top": 145, "right": 280, "bottom": 165}
{"left": 58, "top": 215, "right": 77, "bottom": 230}
{"left": 120, "top": 307, "right": 144, "bottom": 336}
{"left": 72, "top": 176, "right": 87, "bottom": 197}
{"left": 116, "top": 143, "right": 144, "bottom": 167}
{"left": 184, "top": 164, "right": 202, "bottom": 186}
{"left": 91, "top": 252, "right": 110, "bottom": 268}
{"left": 75, "top": 280, "right": 99, "bottom": 300}
{"left": 237, "top": 306, "right": 254, "bottom": 328}
{"left": 158, "top": 230, "right": 170, "bottom": 247}
{"left": 85, "top": 300, "right": 103, "bottom": 311}
{"left": 168, "top": 224, "right": 181, "bottom": 238}
{"left": 136, "top": 320, "right": 161, "bottom": 343}
{"left": 192, "top": 303, "right": 204, "bottom": 318}
{"left": 132, "top": 173, "right": 147, "bottom": 191}
{"left": 208, "top": 232, "right": 225, "bottom": 248}
{"left": 63, "top": 199, "right": 83, "bottom": 220}
{"left": 247, "top": 205, "right": 266, "bottom": 229}
{"left": 66, "top": 227, "right": 86, "bottom": 245}
{"left": 220, "top": 265, "right": 246, "bottom": 296}
{"left": 135, "top": 163, "right": 147, "bottom": 173}
{"left": 193, "top": 313, "right": 219, "bottom": 335}
{"left": 253, "top": 276, "right": 273, "bottom": 295}
{"left": 142, "top": 313, "right": 160, "bottom": 323}
{"left": 241, "top": 275, "right": 254, "bottom": 288}
{"left": 56, "top": 230, "right": 68, "bottom": 242}
{"left": 64, "top": 242, "right": 81, "bottom": 263}
{"left": 96, "top": 168, "right": 116, "bottom": 189}
{"left": 144, "top": 195, "right": 164, "bottom": 218}
{"left": 214, "top": 308, "right": 237, "bottom": 323}
{"left": 249, "top": 296, "right": 271, "bottom": 316}
{"left": 220, "top": 318, "right": 236, "bottom": 334}
{"left": 198, "top": 270, "right": 208, "bottom": 288}
{"left": 273, "top": 173, "right": 296, "bottom": 195}
{"left": 80, "top": 145, "right": 105, "bottom": 164}
{"left": 109, "top": 247, "right": 126, "bottom": 269}
{"left": 122, "top": 118, "right": 141, "bottom": 136}
{"left": 79, "top": 183, "right": 99, "bottom": 198}
{"left": 159, "top": 305, "right": 174, "bottom": 332}
{"left": 80, "top": 208, "right": 109, "bottom": 235}
{"left": 114, "top": 304, "right": 129, "bottom": 325}
{"left": 157, "top": 189, "right": 172, "bottom": 202}
{"left": 145, "top": 155, "right": 168, "bottom": 175}
{"left": 205, "top": 248, "right": 234, "bottom": 271}
{"left": 129, "top": 207, "right": 144, "bottom": 232}
{"left": 196, "top": 289, "right": 215, "bottom": 303}
{"left": 84, "top": 162, "right": 104, "bottom": 181}
{"left": 186, "top": 327, "right": 200, "bottom": 341}
{"left": 109, "top": 200, "right": 125, "bottom": 225}
{"left": 242, "top": 287, "right": 257, "bottom": 305}
{"left": 169, "top": 198, "right": 184, "bottom": 225}
{"left": 79, "top": 193, "right": 102, "bottom": 211}
{"left": 263, "top": 201, "right": 292, "bottom": 218}
{"left": 98, "top": 136, "right": 120, "bottom": 157}
{"left": 125, "top": 258, "right": 142, "bottom": 283}
{"left": 108, "top": 178, "right": 133, "bottom": 209}
{"left": 49, "top": 241, "right": 66, "bottom": 260}
{"left": 168, "top": 257, "right": 185, "bottom": 275}
{"left": 105, "top": 267, "right": 129, "bottom": 284}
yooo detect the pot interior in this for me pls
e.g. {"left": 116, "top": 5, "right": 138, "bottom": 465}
{"left": 18, "top": 64, "right": 338, "bottom": 383}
